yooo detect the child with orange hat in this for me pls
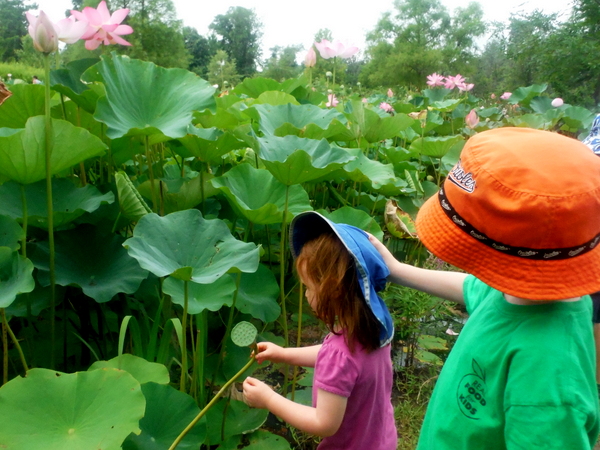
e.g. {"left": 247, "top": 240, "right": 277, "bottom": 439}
{"left": 370, "top": 127, "right": 600, "bottom": 449}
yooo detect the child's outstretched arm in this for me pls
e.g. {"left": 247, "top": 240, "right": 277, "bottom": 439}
{"left": 243, "top": 379, "right": 346, "bottom": 437}
{"left": 254, "top": 342, "right": 322, "bottom": 368}
{"left": 368, "top": 234, "right": 467, "bottom": 304}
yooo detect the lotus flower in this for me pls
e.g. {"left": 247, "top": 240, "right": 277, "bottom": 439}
{"left": 326, "top": 94, "right": 339, "bottom": 108}
{"left": 465, "top": 109, "right": 479, "bottom": 129}
{"left": 304, "top": 47, "right": 316, "bottom": 67}
{"left": 444, "top": 74, "right": 465, "bottom": 90}
{"left": 490, "top": 93, "right": 496, "bottom": 99}
{"left": 551, "top": 98, "right": 564, "bottom": 107}
{"left": 379, "top": 102, "right": 394, "bottom": 113}
{"left": 457, "top": 82, "right": 474, "bottom": 92}
{"left": 71, "top": 1, "right": 133, "bottom": 50}
{"left": 314, "top": 39, "right": 359, "bottom": 60}
{"left": 387, "top": 89, "right": 394, "bottom": 97}
{"left": 362, "top": 98, "right": 368, "bottom": 103}
{"left": 26, "top": 11, "right": 88, "bottom": 53}
{"left": 500, "top": 92, "right": 512, "bottom": 100}
{"left": 426, "top": 73, "right": 445, "bottom": 87}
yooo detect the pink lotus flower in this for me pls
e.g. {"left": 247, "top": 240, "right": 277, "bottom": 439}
{"left": 362, "top": 98, "right": 368, "bottom": 103}
{"left": 304, "top": 47, "right": 316, "bottom": 68}
{"left": 500, "top": 92, "right": 512, "bottom": 100}
{"left": 426, "top": 73, "right": 445, "bottom": 87}
{"left": 445, "top": 328, "right": 459, "bottom": 336}
{"left": 26, "top": 11, "right": 88, "bottom": 53}
{"left": 490, "top": 93, "right": 496, "bottom": 99}
{"left": 457, "top": 82, "right": 474, "bottom": 92}
{"left": 444, "top": 74, "right": 465, "bottom": 90}
{"left": 387, "top": 89, "right": 394, "bottom": 97}
{"left": 465, "top": 109, "right": 479, "bottom": 129}
{"left": 314, "top": 39, "right": 359, "bottom": 60}
{"left": 379, "top": 102, "right": 394, "bottom": 113}
{"left": 551, "top": 97, "right": 564, "bottom": 107}
{"left": 326, "top": 94, "right": 339, "bottom": 108}
{"left": 71, "top": 1, "right": 133, "bottom": 50}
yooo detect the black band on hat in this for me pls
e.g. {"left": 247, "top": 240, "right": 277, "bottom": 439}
{"left": 438, "top": 186, "right": 600, "bottom": 260}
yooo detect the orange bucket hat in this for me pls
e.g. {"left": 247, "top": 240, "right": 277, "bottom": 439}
{"left": 416, "top": 127, "right": 600, "bottom": 300}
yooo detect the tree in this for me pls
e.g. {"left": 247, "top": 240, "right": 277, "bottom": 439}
{"left": 183, "top": 27, "right": 218, "bottom": 77}
{"left": 0, "top": 0, "right": 36, "bottom": 62}
{"left": 361, "top": 0, "right": 485, "bottom": 88}
{"left": 261, "top": 45, "right": 303, "bottom": 81}
{"left": 209, "top": 7, "right": 263, "bottom": 78}
{"left": 207, "top": 50, "right": 240, "bottom": 88}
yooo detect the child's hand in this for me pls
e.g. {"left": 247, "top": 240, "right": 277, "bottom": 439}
{"left": 253, "top": 341, "right": 285, "bottom": 364}
{"left": 367, "top": 233, "right": 397, "bottom": 267}
{"left": 243, "top": 377, "right": 276, "bottom": 409}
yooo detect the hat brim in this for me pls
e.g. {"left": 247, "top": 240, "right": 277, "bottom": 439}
{"left": 416, "top": 193, "right": 600, "bottom": 300}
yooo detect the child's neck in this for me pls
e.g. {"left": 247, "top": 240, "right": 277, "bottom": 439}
{"left": 504, "top": 294, "right": 581, "bottom": 305}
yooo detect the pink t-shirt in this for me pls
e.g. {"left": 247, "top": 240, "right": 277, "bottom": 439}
{"left": 312, "top": 333, "right": 397, "bottom": 449}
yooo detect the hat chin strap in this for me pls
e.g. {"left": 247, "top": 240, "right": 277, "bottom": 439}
{"left": 438, "top": 186, "right": 600, "bottom": 261}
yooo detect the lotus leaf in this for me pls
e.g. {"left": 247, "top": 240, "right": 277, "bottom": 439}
{"left": 410, "top": 135, "right": 464, "bottom": 159}
{"left": 211, "top": 164, "right": 312, "bottom": 224}
{"left": 124, "top": 209, "right": 259, "bottom": 283}
{"left": 89, "top": 354, "right": 169, "bottom": 385}
{"left": 342, "top": 148, "right": 397, "bottom": 189}
{"left": 0, "top": 249, "right": 35, "bottom": 308}
{"left": 0, "top": 368, "right": 145, "bottom": 450}
{"left": 0, "top": 179, "right": 114, "bottom": 229}
{"left": 122, "top": 382, "right": 206, "bottom": 450}
{"left": 233, "top": 77, "right": 283, "bottom": 98}
{"left": 30, "top": 225, "right": 149, "bottom": 303}
{"left": 507, "top": 84, "right": 547, "bottom": 108}
{"left": 50, "top": 58, "right": 100, "bottom": 113}
{"left": 163, "top": 274, "right": 236, "bottom": 314}
{"left": 206, "top": 399, "right": 268, "bottom": 445}
{"left": 82, "top": 54, "right": 216, "bottom": 139}
{"left": 6, "top": 284, "right": 55, "bottom": 318}
{"left": 0, "top": 215, "right": 24, "bottom": 251}
{"left": 0, "top": 116, "right": 107, "bottom": 185}
{"left": 0, "top": 84, "right": 45, "bottom": 128}
{"left": 115, "top": 171, "right": 152, "bottom": 222}
{"left": 561, "top": 106, "right": 595, "bottom": 132}
{"left": 257, "top": 135, "right": 355, "bottom": 185}
{"left": 178, "top": 125, "right": 247, "bottom": 163}
{"left": 346, "top": 100, "right": 414, "bottom": 143}
{"left": 244, "top": 430, "right": 292, "bottom": 449}
{"left": 235, "top": 264, "right": 281, "bottom": 322}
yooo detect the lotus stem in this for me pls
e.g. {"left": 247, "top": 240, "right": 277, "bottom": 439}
{"left": 1, "top": 308, "right": 7, "bottom": 384}
{"left": 180, "top": 280, "right": 189, "bottom": 393}
{"left": 145, "top": 136, "right": 158, "bottom": 212}
{"left": 1, "top": 309, "right": 28, "bottom": 379}
{"left": 291, "top": 283, "right": 304, "bottom": 401}
{"left": 198, "top": 310, "right": 207, "bottom": 407}
{"left": 43, "top": 53, "right": 57, "bottom": 370}
{"left": 168, "top": 355, "right": 256, "bottom": 450}
{"left": 280, "top": 185, "right": 290, "bottom": 391}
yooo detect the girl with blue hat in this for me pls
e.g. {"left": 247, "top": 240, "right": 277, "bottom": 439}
{"left": 243, "top": 211, "right": 397, "bottom": 449}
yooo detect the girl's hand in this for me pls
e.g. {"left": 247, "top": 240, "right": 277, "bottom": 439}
{"left": 243, "top": 377, "right": 276, "bottom": 409}
{"left": 253, "top": 341, "right": 285, "bottom": 364}
{"left": 367, "top": 233, "right": 397, "bottom": 267}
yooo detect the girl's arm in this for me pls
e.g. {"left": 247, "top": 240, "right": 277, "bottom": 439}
{"left": 255, "top": 342, "right": 322, "bottom": 368}
{"left": 368, "top": 235, "right": 467, "bottom": 304}
{"left": 243, "top": 379, "right": 346, "bottom": 437}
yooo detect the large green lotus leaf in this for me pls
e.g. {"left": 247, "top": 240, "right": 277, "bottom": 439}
{"left": 410, "top": 135, "right": 464, "bottom": 158}
{"left": 507, "top": 83, "right": 547, "bottom": 108}
{"left": 115, "top": 171, "right": 152, "bottom": 222}
{"left": 122, "top": 382, "right": 206, "bottom": 450}
{"left": 257, "top": 135, "right": 355, "bottom": 185}
{"left": 561, "top": 106, "right": 595, "bottom": 132}
{"left": 0, "top": 368, "right": 145, "bottom": 450}
{"left": 320, "top": 207, "right": 384, "bottom": 241}
{"left": 178, "top": 125, "right": 247, "bottom": 163}
{"left": 510, "top": 114, "right": 553, "bottom": 130}
{"left": 6, "top": 284, "right": 55, "bottom": 318}
{"left": 123, "top": 209, "right": 259, "bottom": 283}
{"left": 55, "top": 99, "right": 104, "bottom": 139}
{"left": 253, "top": 91, "right": 299, "bottom": 106}
{"left": 342, "top": 148, "right": 397, "bottom": 189}
{"left": 233, "top": 77, "right": 282, "bottom": 98}
{"left": 0, "top": 215, "right": 24, "bottom": 251}
{"left": 211, "top": 164, "right": 311, "bottom": 224}
{"left": 51, "top": 58, "right": 100, "bottom": 114}
{"left": 0, "top": 179, "right": 114, "bottom": 229}
{"left": 346, "top": 100, "right": 414, "bottom": 143}
{"left": 0, "top": 249, "right": 35, "bottom": 308}
{"left": 235, "top": 264, "right": 280, "bottom": 323}
{"left": 247, "top": 103, "right": 344, "bottom": 137}
{"left": 206, "top": 399, "right": 268, "bottom": 445}
{"left": 89, "top": 354, "right": 169, "bottom": 385}
{"left": 429, "top": 99, "right": 462, "bottom": 112}
{"left": 0, "top": 116, "right": 107, "bottom": 185}
{"left": 193, "top": 108, "right": 242, "bottom": 130}
{"left": 422, "top": 88, "right": 452, "bottom": 103}
{"left": 82, "top": 54, "right": 216, "bottom": 139}
{"left": 244, "top": 430, "right": 291, "bottom": 450}
{"left": 0, "top": 84, "right": 45, "bottom": 128}
{"left": 163, "top": 274, "right": 236, "bottom": 314}
{"left": 30, "top": 225, "right": 149, "bottom": 303}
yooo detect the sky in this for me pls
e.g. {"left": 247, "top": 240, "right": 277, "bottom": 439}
{"left": 33, "top": 0, "right": 572, "bottom": 58}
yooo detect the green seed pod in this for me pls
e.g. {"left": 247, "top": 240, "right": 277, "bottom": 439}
{"left": 231, "top": 321, "right": 258, "bottom": 347}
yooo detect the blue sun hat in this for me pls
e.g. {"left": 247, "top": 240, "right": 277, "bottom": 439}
{"left": 289, "top": 211, "right": 393, "bottom": 347}
{"left": 583, "top": 114, "right": 600, "bottom": 155}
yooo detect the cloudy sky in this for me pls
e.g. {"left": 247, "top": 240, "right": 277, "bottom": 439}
{"left": 33, "top": 0, "right": 572, "bottom": 57}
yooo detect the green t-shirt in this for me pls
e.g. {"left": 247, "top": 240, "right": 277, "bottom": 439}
{"left": 417, "top": 276, "right": 600, "bottom": 450}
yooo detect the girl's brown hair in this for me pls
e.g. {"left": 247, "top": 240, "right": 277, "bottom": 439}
{"left": 296, "top": 232, "right": 381, "bottom": 353}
